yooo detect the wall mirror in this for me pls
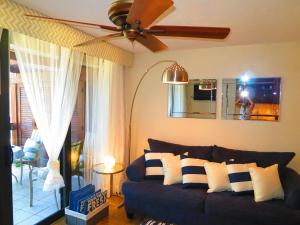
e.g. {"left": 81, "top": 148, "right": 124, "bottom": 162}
{"left": 168, "top": 79, "right": 217, "bottom": 119}
{"left": 222, "top": 77, "right": 281, "bottom": 121}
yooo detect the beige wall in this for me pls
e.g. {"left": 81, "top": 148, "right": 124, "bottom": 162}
{"left": 125, "top": 42, "right": 300, "bottom": 172}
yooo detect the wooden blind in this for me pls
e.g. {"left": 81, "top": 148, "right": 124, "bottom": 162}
{"left": 15, "top": 83, "right": 86, "bottom": 145}
{"left": 17, "top": 85, "right": 34, "bottom": 145}
{"left": 71, "top": 80, "right": 86, "bottom": 143}
{"left": 10, "top": 68, "right": 86, "bottom": 145}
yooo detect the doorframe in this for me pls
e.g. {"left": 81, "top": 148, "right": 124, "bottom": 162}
{"left": 0, "top": 28, "right": 13, "bottom": 225}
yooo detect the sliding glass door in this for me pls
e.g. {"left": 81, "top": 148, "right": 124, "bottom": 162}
{"left": 0, "top": 28, "right": 14, "bottom": 225}
{"left": 10, "top": 49, "right": 69, "bottom": 224}
{"left": 0, "top": 29, "right": 84, "bottom": 225}
{"left": 10, "top": 54, "right": 63, "bottom": 225}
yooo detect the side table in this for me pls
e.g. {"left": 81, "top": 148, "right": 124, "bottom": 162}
{"left": 93, "top": 163, "right": 124, "bottom": 198}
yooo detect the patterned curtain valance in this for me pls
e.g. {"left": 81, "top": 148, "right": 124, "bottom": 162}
{"left": 0, "top": 0, "right": 133, "bottom": 66}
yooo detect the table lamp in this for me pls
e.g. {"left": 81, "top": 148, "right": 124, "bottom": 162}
{"left": 104, "top": 155, "right": 116, "bottom": 170}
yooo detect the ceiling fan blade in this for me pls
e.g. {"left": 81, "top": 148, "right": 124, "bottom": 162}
{"left": 148, "top": 25, "right": 230, "bottom": 39}
{"left": 135, "top": 34, "right": 168, "bottom": 52}
{"left": 25, "top": 14, "right": 121, "bottom": 32}
{"left": 74, "top": 33, "right": 123, "bottom": 47}
{"left": 126, "top": 0, "right": 174, "bottom": 28}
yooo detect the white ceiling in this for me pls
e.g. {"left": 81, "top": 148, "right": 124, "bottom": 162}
{"left": 13, "top": 0, "right": 300, "bottom": 53}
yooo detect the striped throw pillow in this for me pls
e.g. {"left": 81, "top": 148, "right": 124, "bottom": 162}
{"left": 180, "top": 155, "right": 208, "bottom": 188}
{"left": 226, "top": 161, "right": 257, "bottom": 194}
{"left": 144, "top": 150, "right": 174, "bottom": 179}
{"left": 23, "top": 138, "right": 42, "bottom": 161}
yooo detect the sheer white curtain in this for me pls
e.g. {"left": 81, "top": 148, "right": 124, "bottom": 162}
{"left": 12, "top": 32, "right": 84, "bottom": 191}
{"left": 83, "top": 55, "right": 125, "bottom": 195}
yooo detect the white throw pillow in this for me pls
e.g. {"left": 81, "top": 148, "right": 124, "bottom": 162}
{"left": 161, "top": 154, "right": 186, "bottom": 185}
{"left": 249, "top": 164, "right": 284, "bottom": 202}
{"left": 204, "top": 162, "right": 232, "bottom": 193}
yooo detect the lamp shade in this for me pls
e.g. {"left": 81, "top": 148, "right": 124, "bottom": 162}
{"left": 162, "top": 63, "right": 189, "bottom": 84}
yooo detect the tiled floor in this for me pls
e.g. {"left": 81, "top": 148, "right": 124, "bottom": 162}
{"left": 12, "top": 164, "right": 61, "bottom": 225}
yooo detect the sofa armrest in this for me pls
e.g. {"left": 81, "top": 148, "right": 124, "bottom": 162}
{"left": 283, "top": 168, "right": 300, "bottom": 209}
{"left": 126, "top": 155, "right": 145, "bottom": 182}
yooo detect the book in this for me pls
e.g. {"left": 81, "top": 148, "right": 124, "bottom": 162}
{"left": 69, "top": 184, "right": 95, "bottom": 211}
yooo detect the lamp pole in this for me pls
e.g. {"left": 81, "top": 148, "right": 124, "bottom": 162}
{"left": 127, "top": 60, "right": 177, "bottom": 164}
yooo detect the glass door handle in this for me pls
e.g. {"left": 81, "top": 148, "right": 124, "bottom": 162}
{"left": 10, "top": 146, "right": 13, "bottom": 164}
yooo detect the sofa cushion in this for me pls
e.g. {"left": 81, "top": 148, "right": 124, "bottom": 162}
{"left": 283, "top": 168, "right": 300, "bottom": 209}
{"left": 205, "top": 191, "right": 300, "bottom": 225}
{"left": 126, "top": 155, "right": 146, "bottom": 182}
{"left": 212, "top": 145, "right": 295, "bottom": 168}
{"left": 148, "top": 138, "right": 212, "bottom": 160}
{"left": 122, "top": 180, "right": 207, "bottom": 213}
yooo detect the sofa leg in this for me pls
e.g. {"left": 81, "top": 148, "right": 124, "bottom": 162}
{"left": 126, "top": 211, "right": 134, "bottom": 219}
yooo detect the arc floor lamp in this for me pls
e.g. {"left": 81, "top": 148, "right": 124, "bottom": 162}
{"left": 127, "top": 60, "right": 189, "bottom": 164}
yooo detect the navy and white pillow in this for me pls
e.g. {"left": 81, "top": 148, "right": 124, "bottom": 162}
{"left": 144, "top": 150, "right": 174, "bottom": 179}
{"left": 180, "top": 155, "right": 208, "bottom": 188}
{"left": 226, "top": 160, "right": 257, "bottom": 194}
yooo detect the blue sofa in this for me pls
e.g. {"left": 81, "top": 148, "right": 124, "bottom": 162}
{"left": 122, "top": 139, "right": 300, "bottom": 225}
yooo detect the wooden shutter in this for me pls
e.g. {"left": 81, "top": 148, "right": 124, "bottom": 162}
{"left": 12, "top": 67, "right": 86, "bottom": 145}
{"left": 71, "top": 80, "right": 86, "bottom": 143}
{"left": 10, "top": 83, "right": 18, "bottom": 145}
{"left": 17, "top": 84, "right": 34, "bottom": 145}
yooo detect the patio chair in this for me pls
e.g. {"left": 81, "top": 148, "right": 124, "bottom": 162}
{"left": 14, "top": 130, "right": 42, "bottom": 206}
{"left": 15, "top": 130, "right": 59, "bottom": 208}
{"left": 17, "top": 130, "right": 41, "bottom": 183}
{"left": 12, "top": 145, "right": 24, "bottom": 183}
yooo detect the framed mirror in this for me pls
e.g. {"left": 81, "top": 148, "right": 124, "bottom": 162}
{"left": 222, "top": 77, "right": 281, "bottom": 121}
{"left": 168, "top": 79, "right": 217, "bottom": 119}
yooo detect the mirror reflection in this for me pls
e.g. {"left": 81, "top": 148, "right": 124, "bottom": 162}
{"left": 222, "top": 77, "right": 281, "bottom": 121}
{"left": 168, "top": 79, "right": 217, "bottom": 119}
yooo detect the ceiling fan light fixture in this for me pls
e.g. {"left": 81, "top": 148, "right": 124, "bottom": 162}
{"left": 25, "top": 0, "right": 230, "bottom": 52}
{"left": 162, "top": 63, "right": 189, "bottom": 84}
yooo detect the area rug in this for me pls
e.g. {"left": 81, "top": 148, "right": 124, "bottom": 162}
{"left": 140, "top": 218, "right": 177, "bottom": 225}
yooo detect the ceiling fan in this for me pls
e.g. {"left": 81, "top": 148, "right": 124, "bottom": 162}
{"left": 25, "top": 0, "right": 230, "bottom": 52}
